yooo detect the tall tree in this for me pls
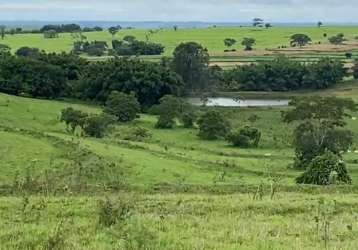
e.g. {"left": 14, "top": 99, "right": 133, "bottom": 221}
{"left": 108, "top": 26, "right": 120, "bottom": 39}
{"left": 290, "top": 34, "right": 312, "bottom": 47}
{"left": 223, "top": 38, "right": 237, "bottom": 50}
{"left": 253, "top": 18, "right": 264, "bottom": 27}
{"left": 241, "top": 38, "right": 256, "bottom": 51}
{"left": 0, "top": 25, "right": 6, "bottom": 40}
{"left": 172, "top": 42, "right": 210, "bottom": 92}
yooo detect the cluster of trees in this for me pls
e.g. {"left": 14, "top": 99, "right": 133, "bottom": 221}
{"left": 73, "top": 41, "right": 108, "bottom": 56}
{"left": 0, "top": 48, "right": 183, "bottom": 107}
{"left": 223, "top": 38, "right": 256, "bottom": 51}
{"left": 221, "top": 57, "right": 346, "bottom": 91}
{"left": 282, "top": 96, "right": 356, "bottom": 185}
{"left": 112, "top": 37, "right": 164, "bottom": 55}
{"left": 40, "top": 24, "right": 81, "bottom": 33}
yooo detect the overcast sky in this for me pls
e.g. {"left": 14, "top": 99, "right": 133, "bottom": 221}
{"left": 1, "top": 0, "right": 358, "bottom": 22}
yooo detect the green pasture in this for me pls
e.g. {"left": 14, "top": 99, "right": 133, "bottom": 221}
{"left": 2, "top": 26, "right": 358, "bottom": 56}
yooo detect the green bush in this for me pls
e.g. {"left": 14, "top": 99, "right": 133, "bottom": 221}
{"left": 181, "top": 111, "right": 197, "bottom": 128}
{"left": 226, "top": 126, "right": 261, "bottom": 147}
{"left": 296, "top": 151, "right": 352, "bottom": 185}
{"left": 104, "top": 91, "right": 140, "bottom": 122}
{"left": 197, "top": 110, "right": 231, "bottom": 140}
{"left": 81, "top": 113, "right": 116, "bottom": 138}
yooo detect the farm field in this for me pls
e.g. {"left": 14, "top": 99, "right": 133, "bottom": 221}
{"left": 2, "top": 80, "right": 358, "bottom": 248}
{"left": 3, "top": 26, "right": 358, "bottom": 68}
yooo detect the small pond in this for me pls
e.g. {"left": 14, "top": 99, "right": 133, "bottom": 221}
{"left": 188, "top": 97, "right": 290, "bottom": 107}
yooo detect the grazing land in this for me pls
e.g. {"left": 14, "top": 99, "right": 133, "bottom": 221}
{"left": 2, "top": 80, "right": 358, "bottom": 248}
{"left": 2, "top": 26, "right": 358, "bottom": 68}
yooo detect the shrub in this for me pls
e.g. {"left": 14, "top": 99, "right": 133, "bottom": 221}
{"left": 226, "top": 126, "right": 261, "bottom": 147}
{"left": 81, "top": 113, "right": 116, "bottom": 138}
{"left": 154, "top": 95, "right": 185, "bottom": 129}
{"left": 60, "top": 107, "right": 87, "bottom": 133}
{"left": 197, "top": 110, "right": 231, "bottom": 140}
{"left": 97, "top": 197, "right": 132, "bottom": 227}
{"left": 296, "top": 151, "right": 352, "bottom": 185}
{"left": 104, "top": 91, "right": 140, "bottom": 122}
{"left": 181, "top": 111, "right": 197, "bottom": 128}
{"left": 118, "top": 126, "right": 152, "bottom": 142}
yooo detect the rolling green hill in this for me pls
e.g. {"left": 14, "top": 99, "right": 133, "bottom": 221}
{"left": 2, "top": 82, "right": 358, "bottom": 248}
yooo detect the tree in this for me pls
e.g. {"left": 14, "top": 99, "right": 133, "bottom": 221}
{"left": 181, "top": 110, "right": 197, "bottom": 128}
{"left": 81, "top": 113, "right": 116, "bottom": 138}
{"left": 104, "top": 91, "right": 140, "bottom": 122}
{"left": 329, "top": 33, "right": 345, "bottom": 45}
{"left": 282, "top": 96, "right": 356, "bottom": 169}
{"left": 123, "top": 35, "right": 136, "bottom": 43}
{"left": 0, "top": 25, "right": 6, "bottom": 40}
{"left": 15, "top": 47, "right": 40, "bottom": 58}
{"left": 76, "top": 57, "right": 183, "bottom": 108}
{"left": 317, "top": 21, "right": 323, "bottom": 28}
{"left": 172, "top": 42, "right": 210, "bottom": 92}
{"left": 345, "top": 52, "right": 353, "bottom": 59}
{"left": 224, "top": 38, "right": 237, "bottom": 51}
{"left": 290, "top": 34, "right": 312, "bottom": 47}
{"left": 0, "top": 44, "right": 10, "bottom": 55}
{"left": 197, "top": 110, "right": 231, "bottom": 140}
{"left": 241, "top": 38, "right": 256, "bottom": 51}
{"left": 60, "top": 107, "right": 88, "bottom": 133}
{"left": 296, "top": 151, "right": 352, "bottom": 185}
{"left": 108, "top": 26, "right": 120, "bottom": 39}
{"left": 226, "top": 126, "right": 261, "bottom": 147}
{"left": 253, "top": 18, "right": 264, "bottom": 27}
{"left": 154, "top": 95, "right": 185, "bottom": 129}
{"left": 44, "top": 30, "right": 59, "bottom": 39}
{"left": 265, "top": 23, "right": 272, "bottom": 29}
{"left": 173, "top": 25, "right": 178, "bottom": 31}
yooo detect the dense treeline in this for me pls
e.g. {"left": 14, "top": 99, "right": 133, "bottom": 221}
{"left": 112, "top": 39, "right": 164, "bottom": 55}
{"left": 0, "top": 50, "right": 183, "bottom": 106}
{"left": 221, "top": 57, "right": 346, "bottom": 91}
{"left": 75, "top": 58, "right": 183, "bottom": 107}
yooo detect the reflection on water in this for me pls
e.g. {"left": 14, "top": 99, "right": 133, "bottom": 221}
{"left": 188, "top": 97, "right": 290, "bottom": 107}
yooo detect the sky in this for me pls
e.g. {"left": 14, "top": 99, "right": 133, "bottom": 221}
{"left": 1, "top": 0, "right": 358, "bottom": 23}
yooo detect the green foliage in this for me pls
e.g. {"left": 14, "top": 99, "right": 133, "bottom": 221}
{"left": 296, "top": 151, "right": 352, "bottom": 185}
{"left": 154, "top": 95, "right": 185, "bottom": 129}
{"left": 0, "top": 44, "right": 11, "bottom": 55}
{"left": 43, "top": 30, "right": 59, "bottom": 39}
{"left": 15, "top": 47, "right": 41, "bottom": 58}
{"left": 181, "top": 111, "right": 197, "bottom": 128}
{"left": 76, "top": 57, "right": 183, "bottom": 107}
{"left": 112, "top": 39, "right": 164, "bottom": 56}
{"left": 222, "top": 57, "right": 346, "bottom": 91}
{"left": 60, "top": 107, "right": 87, "bottom": 133}
{"left": 290, "top": 34, "right": 312, "bottom": 47}
{"left": 117, "top": 126, "right": 152, "bottom": 142}
{"left": 73, "top": 41, "right": 108, "bottom": 56}
{"left": 197, "top": 110, "right": 231, "bottom": 140}
{"left": 328, "top": 33, "right": 345, "bottom": 45}
{"left": 283, "top": 96, "right": 356, "bottom": 169}
{"left": 81, "top": 113, "right": 116, "bottom": 138}
{"left": 241, "top": 37, "right": 256, "bottom": 51}
{"left": 172, "top": 42, "right": 210, "bottom": 91}
{"left": 226, "top": 126, "right": 261, "bottom": 148}
{"left": 223, "top": 38, "right": 236, "bottom": 49}
{"left": 97, "top": 197, "right": 132, "bottom": 227}
{"left": 104, "top": 91, "right": 140, "bottom": 122}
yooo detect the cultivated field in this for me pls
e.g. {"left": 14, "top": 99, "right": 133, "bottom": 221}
{"left": 2, "top": 81, "right": 358, "bottom": 248}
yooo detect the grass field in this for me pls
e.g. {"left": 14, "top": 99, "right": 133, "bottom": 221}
{"left": 2, "top": 80, "right": 358, "bottom": 248}
{"left": 2, "top": 26, "right": 358, "bottom": 57}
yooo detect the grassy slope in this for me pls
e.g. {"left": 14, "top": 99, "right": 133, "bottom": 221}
{"left": 2, "top": 26, "right": 358, "bottom": 56}
{"left": 2, "top": 83, "right": 358, "bottom": 248}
